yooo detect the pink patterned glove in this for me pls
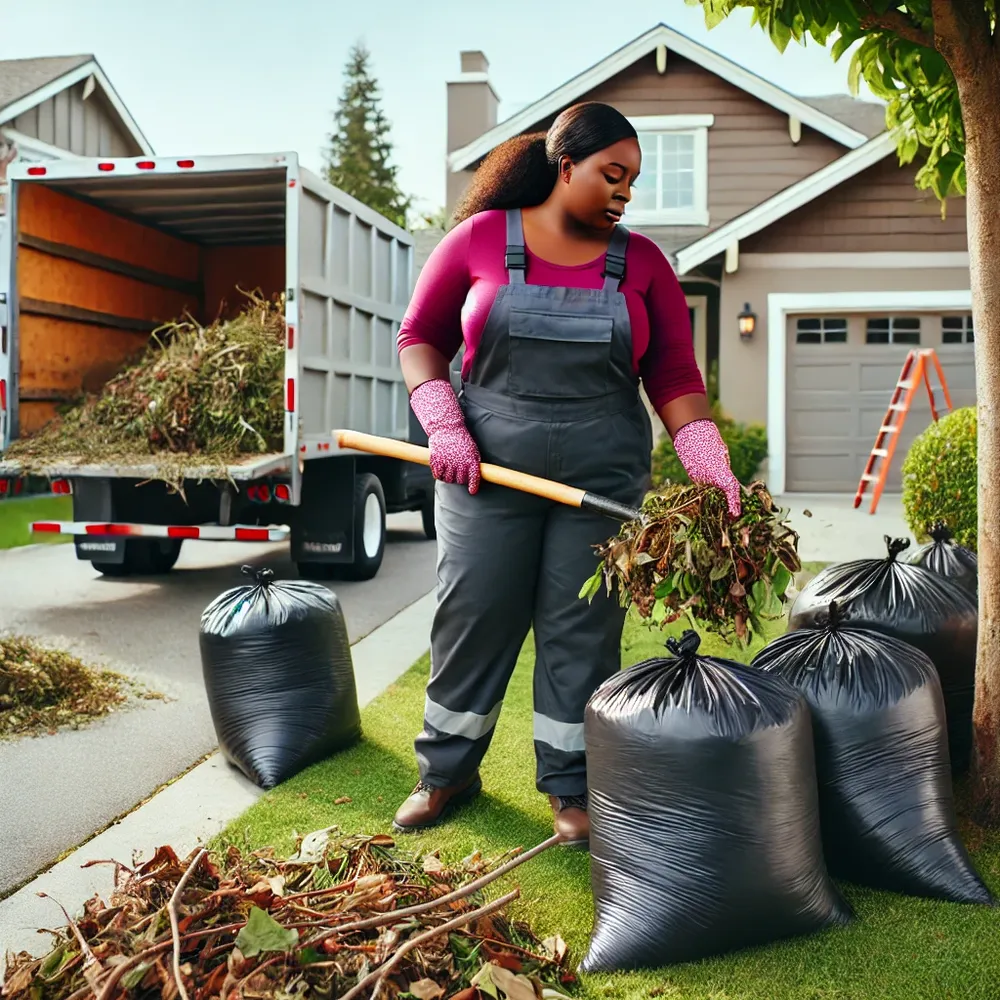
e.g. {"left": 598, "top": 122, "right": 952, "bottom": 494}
{"left": 410, "top": 379, "right": 482, "bottom": 495}
{"left": 673, "top": 419, "right": 742, "bottom": 518}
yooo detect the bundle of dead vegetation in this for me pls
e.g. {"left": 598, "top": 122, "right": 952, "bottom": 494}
{"left": 5, "top": 289, "right": 287, "bottom": 489}
{"left": 0, "top": 831, "right": 573, "bottom": 1000}
{"left": 0, "top": 634, "right": 155, "bottom": 740}
{"left": 580, "top": 481, "right": 801, "bottom": 646}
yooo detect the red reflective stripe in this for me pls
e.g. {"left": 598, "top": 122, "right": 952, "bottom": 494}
{"left": 86, "top": 523, "right": 133, "bottom": 536}
{"left": 235, "top": 528, "right": 270, "bottom": 542}
{"left": 168, "top": 526, "right": 200, "bottom": 539}
{"left": 26, "top": 166, "right": 46, "bottom": 176}
{"left": 286, "top": 378, "right": 295, "bottom": 412}
{"left": 287, "top": 325, "right": 295, "bottom": 350}
{"left": 32, "top": 522, "right": 60, "bottom": 533}
{"left": 177, "top": 159, "right": 195, "bottom": 168}
{"left": 0, "top": 480, "right": 8, "bottom": 494}
{"left": 98, "top": 162, "right": 115, "bottom": 171}
{"left": 0, "top": 378, "right": 6, "bottom": 409}
{"left": 136, "top": 161, "right": 155, "bottom": 170}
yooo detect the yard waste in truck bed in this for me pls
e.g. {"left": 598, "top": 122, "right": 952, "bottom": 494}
{"left": 0, "top": 153, "right": 435, "bottom": 579}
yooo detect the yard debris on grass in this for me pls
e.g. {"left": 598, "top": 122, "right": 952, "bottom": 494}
{"left": 0, "top": 634, "right": 160, "bottom": 741}
{"left": 0, "top": 830, "right": 573, "bottom": 1000}
{"left": 581, "top": 482, "right": 801, "bottom": 645}
{"left": 3, "top": 289, "right": 287, "bottom": 492}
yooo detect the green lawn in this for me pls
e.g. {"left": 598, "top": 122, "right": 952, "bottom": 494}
{"left": 0, "top": 495, "right": 72, "bottom": 549}
{"left": 213, "top": 607, "right": 1000, "bottom": 1000}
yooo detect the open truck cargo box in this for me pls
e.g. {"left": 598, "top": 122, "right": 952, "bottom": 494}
{"left": 0, "top": 153, "right": 434, "bottom": 579}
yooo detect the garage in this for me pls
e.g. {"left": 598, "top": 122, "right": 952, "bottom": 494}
{"left": 785, "top": 310, "right": 976, "bottom": 493}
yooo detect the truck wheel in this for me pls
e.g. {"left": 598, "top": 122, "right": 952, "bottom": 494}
{"left": 92, "top": 538, "right": 183, "bottom": 577}
{"left": 421, "top": 491, "right": 437, "bottom": 541}
{"left": 344, "top": 473, "right": 386, "bottom": 581}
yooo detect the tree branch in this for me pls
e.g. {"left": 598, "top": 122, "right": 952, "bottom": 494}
{"left": 855, "top": 1, "right": 936, "bottom": 49}
{"left": 930, "top": 0, "right": 996, "bottom": 69}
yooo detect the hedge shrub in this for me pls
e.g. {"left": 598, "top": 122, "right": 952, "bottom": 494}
{"left": 901, "top": 405, "right": 977, "bottom": 551}
{"left": 651, "top": 402, "right": 769, "bottom": 488}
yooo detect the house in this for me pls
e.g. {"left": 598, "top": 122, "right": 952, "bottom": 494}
{"left": 438, "top": 24, "right": 973, "bottom": 496}
{"left": 0, "top": 55, "right": 152, "bottom": 210}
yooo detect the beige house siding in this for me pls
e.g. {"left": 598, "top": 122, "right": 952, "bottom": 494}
{"left": 446, "top": 51, "right": 848, "bottom": 230}
{"left": 717, "top": 262, "right": 972, "bottom": 434}
{"left": 741, "top": 156, "right": 968, "bottom": 254}
{"left": 12, "top": 81, "right": 136, "bottom": 157}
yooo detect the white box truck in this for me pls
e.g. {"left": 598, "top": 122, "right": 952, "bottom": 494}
{"left": 0, "top": 152, "right": 435, "bottom": 579}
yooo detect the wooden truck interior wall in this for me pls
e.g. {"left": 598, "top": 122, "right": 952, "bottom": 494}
{"left": 14, "top": 183, "right": 285, "bottom": 436}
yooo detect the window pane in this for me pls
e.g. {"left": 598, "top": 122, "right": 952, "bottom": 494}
{"left": 825, "top": 328, "right": 848, "bottom": 344}
{"left": 796, "top": 331, "right": 822, "bottom": 344}
{"left": 630, "top": 177, "right": 658, "bottom": 211}
{"left": 894, "top": 317, "right": 921, "bottom": 331}
{"left": 942, "top": 330, "right": 963, "bottom": 344}
{"left": 894, "top": 331, "right": 921, "bottom": 345}
{"left": 797, "top": 318, "right": 821, "bottom": 332}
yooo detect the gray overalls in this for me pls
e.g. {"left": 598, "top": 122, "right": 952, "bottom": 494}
{"left": 416, "top": 208, "right": 653, "bottom": 797}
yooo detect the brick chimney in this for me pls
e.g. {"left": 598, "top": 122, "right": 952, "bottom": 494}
{"left": 446, "top": 50, "right": 499, "bottom": 216}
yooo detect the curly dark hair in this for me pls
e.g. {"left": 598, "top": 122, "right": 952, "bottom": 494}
{"left": 450, "top": 102, "right": 638, "bottom": 227}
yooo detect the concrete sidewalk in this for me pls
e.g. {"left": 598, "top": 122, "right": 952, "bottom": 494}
{"left": 0, "top": 590, "right": 437, "bottom": 972}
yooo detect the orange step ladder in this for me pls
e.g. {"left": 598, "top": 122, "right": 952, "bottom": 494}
{"left": 854, "top": 348, "right": 953, "bottom": 514}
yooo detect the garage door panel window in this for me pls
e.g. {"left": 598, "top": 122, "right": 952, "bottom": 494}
{"left": 795, "top": 317, "right": 848, "bottom": 345}
{"left": 942, "top": 314, "right": 974, "bottom": 344}
{"left": 866, "top": 316, "right": 921, "bottom": 346}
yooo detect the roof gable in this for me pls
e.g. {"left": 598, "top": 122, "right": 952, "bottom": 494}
{"left": 674, "top": 131, "right": 898, "bottom": 274}
{"left": 0, "top": 55, "right": 153, "bottom": 155}
{"left": 447, "top": 23, "right": 873, "bottom": 172}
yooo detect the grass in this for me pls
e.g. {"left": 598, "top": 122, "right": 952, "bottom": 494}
{"left": 0, "top": 496, "right": 72, "bottom": 549}
{"left": 212, "top": 596, "right": 1000, "bottom": 1000}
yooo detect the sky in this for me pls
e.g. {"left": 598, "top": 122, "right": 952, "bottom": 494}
{"left": 2, "top": 0, "right": 877, "bottom": 220}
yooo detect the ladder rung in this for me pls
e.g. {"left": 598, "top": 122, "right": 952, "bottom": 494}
{"left": 897, "top": 380, "right": 915, "bottom": 389}
{"left": 888, "top": 404, "right": 907, "bottom": 411}
{"left": 861, "top": 474, "right": 880, "bottom": 482}
{"left": 879, "top": 426, "right": 898, "bottom": 434}
{"left": 872, "top": 449, "right": 889, "bottom": 457}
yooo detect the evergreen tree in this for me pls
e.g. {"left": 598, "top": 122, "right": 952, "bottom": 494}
{"left": 324, "top": 42, "right": 411, "bottom": 228}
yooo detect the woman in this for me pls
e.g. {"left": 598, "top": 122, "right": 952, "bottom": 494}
{"left": 393, "top": 101, "right": 741, "bottom": 847}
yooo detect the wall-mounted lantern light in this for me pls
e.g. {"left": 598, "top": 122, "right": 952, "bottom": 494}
{"left": 738, "top": 302, "right": 757, "bottom": 342}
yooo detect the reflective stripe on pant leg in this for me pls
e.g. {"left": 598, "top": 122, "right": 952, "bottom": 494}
{"left": 532, "top": 504, "right": 629, "bottom": 797}
{"left": 415, "top": 477, "right": 543, "bottom": 787}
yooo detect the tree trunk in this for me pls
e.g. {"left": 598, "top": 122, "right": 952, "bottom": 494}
{"left": 957, "top": 54, "right": 1000, "bottom": 824}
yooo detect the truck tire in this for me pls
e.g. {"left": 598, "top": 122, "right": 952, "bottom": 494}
{"left": 92, "top": 538, "right": 183, "bottom": 577}
{"left": 421, "top": 490, "right": 437, "bottom": 541}
{"left": 344, "top": 473, "right": 386, "bottom": 580}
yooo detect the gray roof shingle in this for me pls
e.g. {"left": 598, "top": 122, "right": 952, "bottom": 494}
{"left": 0, "top": 55, "right": 93, "bottom": 117}
{"left": 801, "top": 95, "right": 888, "bottom": 138}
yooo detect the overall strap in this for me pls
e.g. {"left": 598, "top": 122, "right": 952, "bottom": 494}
{"left": 602, "top": 224, "right": 630, "bottom": 292}
{"left": 505, "top": 209, "right": 527, "bottom": 285}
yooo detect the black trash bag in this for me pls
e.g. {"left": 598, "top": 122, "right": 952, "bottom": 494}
{"left": 752, "top": 604, "right": 993, "bottom": 905}
{"left": 580, "top": 631, "right": 852, "bottom": 972}
{"left": 788, "top": 536, "right": 977, "bottom": 773}
{"left": 904, "top": 521, "right": 978, "bottom": 596}
{"left": 199, "top": 566, "right": 361, "bottom": 789}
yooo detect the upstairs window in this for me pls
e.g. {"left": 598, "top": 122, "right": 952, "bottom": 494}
{"left": 625, "top": 115, "right": 712, "bottom": 227}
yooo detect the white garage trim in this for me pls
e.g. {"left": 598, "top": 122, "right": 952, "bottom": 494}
{"left": 742, "top": 251, "right": 970, "bottom": 270}
{"left": 767, "top": 289, "right": 973, "bottom": 495}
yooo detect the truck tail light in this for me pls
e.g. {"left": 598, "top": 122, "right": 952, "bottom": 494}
{"left": 51, "top": 479, "right": 72, "bottom": 495}
{"left": 274, "top": 484, "right": 291, "bottom": 503}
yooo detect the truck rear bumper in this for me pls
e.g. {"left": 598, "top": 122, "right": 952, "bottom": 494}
{"left": 32, "top": 521, "right": 289, "bottom": 542}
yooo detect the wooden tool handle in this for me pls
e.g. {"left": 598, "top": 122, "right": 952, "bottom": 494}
{"left": 334, "top": 429, "right": 588, "bottom": 508}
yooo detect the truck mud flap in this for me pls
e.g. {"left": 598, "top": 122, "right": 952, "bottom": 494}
{"left": 291, "top": 456, "right": 355, "bottom": 565}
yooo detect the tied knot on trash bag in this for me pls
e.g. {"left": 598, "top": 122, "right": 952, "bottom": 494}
{"left": 884, "top": 536, "right": 911, "bottom": 563}
{"left": 665, "top": 629, "right": 702, "bottom": 659}
{"left": 241, "top": 564, "right": 275, "bottom": 588}
{"left": 930, "top": 521, "right": 954, "bottom": 543}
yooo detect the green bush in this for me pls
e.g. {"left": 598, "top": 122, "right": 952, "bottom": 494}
{"left": 651, "top": 402, "right": 769, "bottom": 488}
{"left": 901, "top": 405, "right": 977, "bottom": 551}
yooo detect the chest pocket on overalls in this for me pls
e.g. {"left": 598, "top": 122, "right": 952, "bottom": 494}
{"left": 508, "top": 307, "right": 613, "bottom": 399}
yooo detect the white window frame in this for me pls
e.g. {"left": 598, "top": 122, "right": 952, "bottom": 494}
{"left": 625, "top": 114, "right": 712, "bottom": 227}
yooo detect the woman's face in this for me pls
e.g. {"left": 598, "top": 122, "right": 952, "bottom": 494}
{"left": 560, "top": 137, "right": 641, "bottom": 231}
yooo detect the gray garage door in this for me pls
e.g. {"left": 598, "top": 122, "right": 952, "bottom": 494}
{"left": 786, "top": 311, "right": 976, "bottom": 493}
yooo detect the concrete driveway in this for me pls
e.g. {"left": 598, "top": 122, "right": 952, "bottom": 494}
{"left": 0, "top": 512, "right": 437, "bottom": 898}
{"left": 774, "top": 493, "right": 912, "bottom": 564}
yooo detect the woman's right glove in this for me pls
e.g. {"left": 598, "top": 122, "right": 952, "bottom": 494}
{"left": 409, "top": 379, "right": 482, "bottom": 495}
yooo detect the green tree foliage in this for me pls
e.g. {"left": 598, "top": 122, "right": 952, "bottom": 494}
{"left": 687, "top": 2, "right": 996, "bottom": 208}
{"left": 324, "top": 42, "right": 411, "bottom": 228}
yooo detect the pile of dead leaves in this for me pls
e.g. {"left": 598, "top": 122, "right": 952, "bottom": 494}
{"left": 0, "top": 829, "right": 574, "bottom": 1000}
{"left": 580, "top": 481, "right": 801, "bottom": 646}
{"left": 0, "top": 635, "right": 153, "bottom": 741}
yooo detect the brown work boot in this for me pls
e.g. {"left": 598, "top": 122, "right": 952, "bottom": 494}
{"left": 549, "top": 794, "right": 590, "bottom": 848}
{"left": 392, "top": 772, "right": 482, "bottom": 832}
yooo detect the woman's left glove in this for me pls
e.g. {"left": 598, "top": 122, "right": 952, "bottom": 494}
{"left": 673, "top": 419, "right": 742, "bottom": 519}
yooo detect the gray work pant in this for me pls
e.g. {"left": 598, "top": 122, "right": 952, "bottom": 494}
{"left": 415, "top": 476, "right": 630, "bottom": 797}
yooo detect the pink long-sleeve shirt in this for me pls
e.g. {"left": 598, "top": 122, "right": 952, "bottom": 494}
{"left": 396, "top": 209, "right": 705, "bottom": 412}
